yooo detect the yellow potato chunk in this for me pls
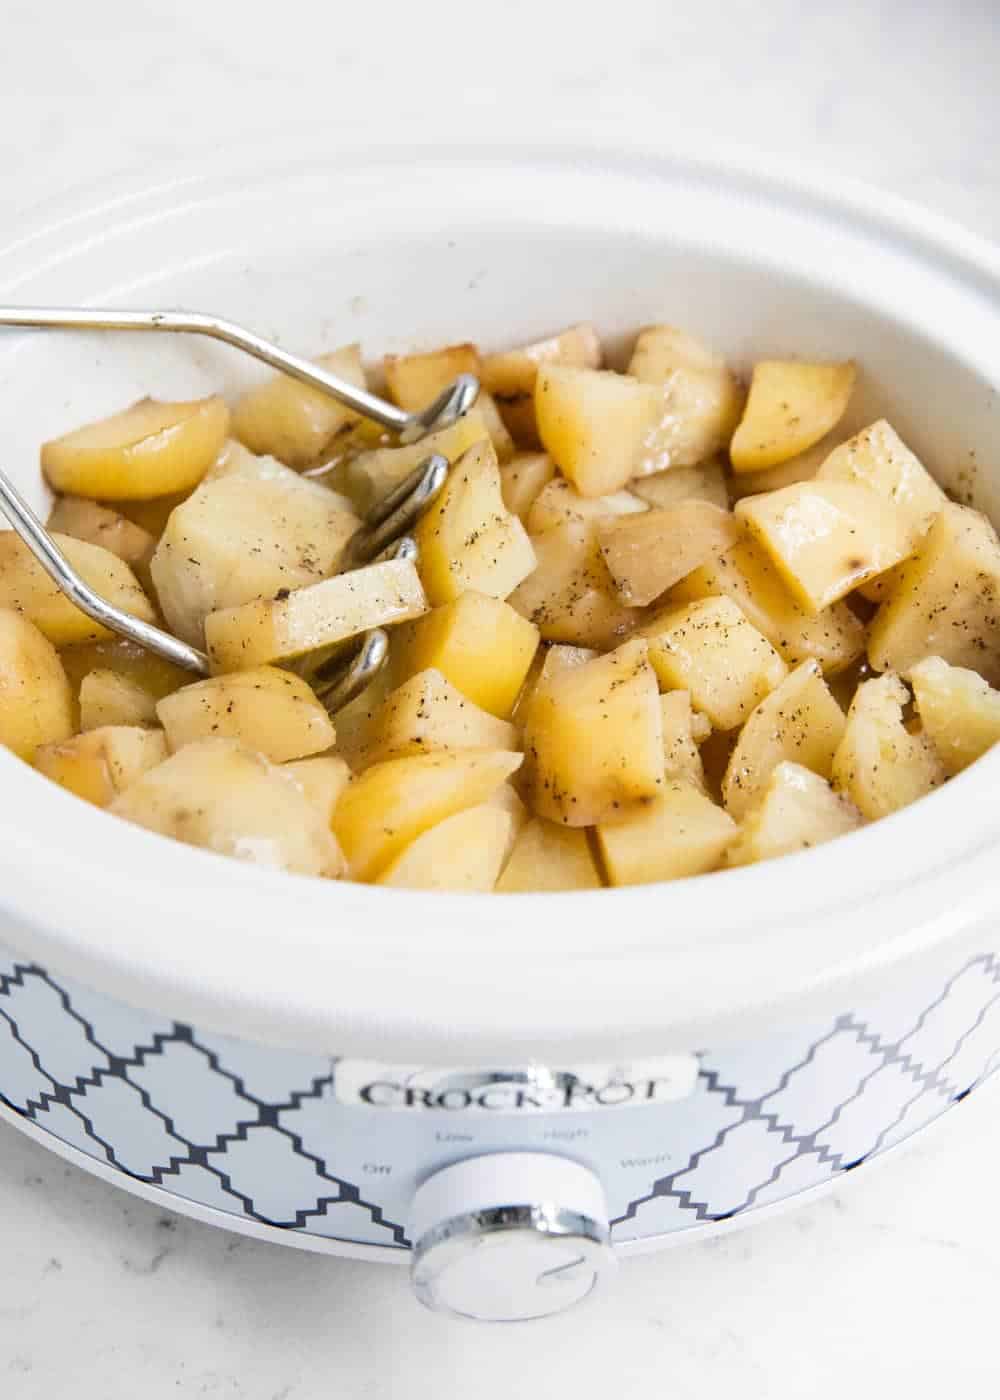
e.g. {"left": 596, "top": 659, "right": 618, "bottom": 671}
{"left": 345, "top": 409, "right": 492, "bottom": 512}
{"left": 508, "top": 520, "right": 640, "bottom": 649}
{"left": 0, "top": 531, "right": 155, "bottom": 645}
{"left": 112, "top": 738, "right": 344, "bottom": 876}
{"left": 633, "top": 367, "right": 744, "bottom": 477}
{"left": 668, "top": 535, "right": 865, "bottom": 674}
{"left": 909, "top": 656, "right": 1000, "bottom": 776}
{"left": 730, "top": 360, "right": 856, "bottom": 472}
{"left": 35, "top": 725, "right": 168, "bottom": 807}
{"left": 495, "top": 818, "right": 603, "bottom": 893}
{"left": 47, "top": 496, "right": 155, "bottom": 582}
{"left": 384, "top": 343, "right": 512, "bottom": 459}
{"left": 526, "top": 478, "right": 646, "bottom": 535}
{"left": 42, "top": 396, "right": 229, "bottom": 500}
{"left": 333, "top": 748, "right": 521, "bottom": 881}
{"left": 231, "top": 344, "right": 368, "bottom": 468}
{"left": 283, "top": 755, "right": 352, "bottom": 823}
{"left": 377, "top": 805, "right": 513, "bottom": 891}
{"left": 481, "top": 323, "right": 602, "bottom": 397}
{"left": 599, "top": 502, "right": 740, "bottom": 606}
{"left": 723, "top": 660, "right": 846, "bottom": 819}
{"left": 156, "top": 666, "right": 336, "bottom": 762}
{"left": 536, "top": 365, "right": 662, "bottom": 497}
{"left": 514, "top": 643, "right": 598, "bottom": 718}
{"left": 520, "top": 638, "right": 664, "bottom": 826}
{"left": 736, "top": 480, "right": 913, "bottom": 612}
{"left": 816, "top": 420, "right": 945, "bottom": 538}
{"left": 726, "top": 761, "right": 863, "bottom": 867}
{"left": 58, "top": 638, "right": 188, "bottom": 707}
{"left": 205, "top": 556, "right": 427, "bottom": 673}
{"left": 597, "top": 779, "right": 735, "bottom": 886}
{"left": 832, "top": 674, "right": 945, "bottom": 820}
{"left": 627, "top": 324, "right": 724, "bottom": 378}
{"left": 659, "top": 690, "right": 708, "bottom": 792}
{"left": 357, "top": 668, "right": 516, "bottom": 768}
{"left": 79, "top": 669, "right": 159, "bottom": 730}
{"left": 631, "top": 460, "right": 728, "bottom": 511}
{"left": 0, "top": 610, "right": 73, "bottom": 761}
{"left": 393, "top": 591, "right": 540, "bottom": 719}
{"left": 499, "top": 452, "right": 556, "bottom": 523}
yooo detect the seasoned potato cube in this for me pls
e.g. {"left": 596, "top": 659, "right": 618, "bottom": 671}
{"left": 832, "top": 674, "right": 945, "bottom": 819}
{"left": 59, "top": 638, "right": 188, "bottom": 707}
{"left": 414, "top": 440, "right": 536, "bottom": 604}
{"left": 736, "top": 480, "right": 913, "bottom": 612}
{"left": 521, "top": 638, "right": 663, "bottom": 826}
{"left": 526, "top": 478, "right": 646, "bottom": 535}
{"left": 515, "top": 643, "right": 598, "bottom": 716}
{"left": 723, "top": 660, "right": 846, "bottom": 818}
{"left": 333, "top": 748, "right": 521, "bottom": 880}
{"left": 631, "top": 460, "right": 728, "bottom": 511}
{"left": 726, "top": 761, "right": 862, "bottom": 866}
{"left": 496, "top": 818, "right": 603, "bottom": 893}
{"left": 47, "top": 496, "right": 155, "bottom": 584}
{"left": 668, "top": 535, "right": 865, "bottom": 674}
{"left": 660, "top": 690, "right": 708, "bottom": 791}
{"left": 908, "top": 656, "right": 1000, "bottom": 775}
{"left": 0, "top": 532, "right": 155, "bottom": 645}
{"left": 79, "top": 669, "right": 159, "bottom": 730}
{"left": 481, "top": 324, "right": 602, "bottom": 397}
{"left": 205, "top": 556, "right": 427, "bottom": 673}
{"left": 508, "top": 520, "right": 640, "bottom": 650}
{"left": 35, "top": 725, "right": 168, "bottom": 807}
{"left": 0, "top": 610, "right": 73, "bottom": 760}
{"left": 42, "top": 396, "right": 229, "bottom": 500}
{"left": 346, "top": 409, "right": 492, "bottom": 512}
{"left": 599, "top": 502, "right": 740, "bottom": 606}
{"left": 597, "top": 779, "right": 735, "bottom": 885}
{"left": 867, "top": 504, "right": 1000, "bottom": 685}
{"left": 150, "top": 460, "right": 359, "bottom": 645}
{"left": 231, "top": 344, "right": 368, "bottom": 468}
{"left": 357, "top": 668, "right": 517, "bottom": 768}
{"left": 384, "top": 343, "right": 512, "bottom": 459}
{"left": 536, "top": 365, "right": 661, "bottom": 497}
{"left": 377, "top": 805, "right": 513, "bottom": 891}
{"left": 627, "top": 324, "right": 724, "bottom": 378}
{"left": 500, "top": 452, "right": 556, "bottom": 522}
{"left": 283, "top": 755, "right": 351, "bottom": 823}
{"left": 730, "top": 360, "right": 856, "bottom": 472}
{"left": 816, "top": 420, "right": 944, "bottom": 535}
{"left": 156, "top": 666, "right": 336, "bottom": 762}
{"left": 112, "top": 738, "right": 344, "bottom": 876}
{"left": 633, "top": 367, "right": 744, "bottom": 477}
{"left": 394, "top": 591, "right": 539, "bottom": 719}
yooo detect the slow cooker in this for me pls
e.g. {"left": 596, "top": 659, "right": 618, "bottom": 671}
{"left": 1, "top": 142, "right": 999, "bottom": 1321}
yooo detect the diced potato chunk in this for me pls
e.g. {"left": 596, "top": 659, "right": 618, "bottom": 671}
{"left": 633, "top": 367, "right": 745, "bottom": 477}
{"left": 231, "top": 344, "right": 368, "bottom": 468}
{"left": 58, "top": 638, "right": 188, "bottom": 706}
{"left": 156, "top": 666, "right": 336, "bottom": 762}
{"left": 816, "top": 420, "right": 945, "bottom": 540}
{"left": 832, "top": 674, "right": 945, "bottom": 819}
{"left": 668, "top": 535, "right": 865, "bottom": 674}
{"left": 35, "top": 725, "right": 168, "bottom": 807}
{"left": 508, "top": 520, "right": 639, "bottom": 649}
{"left": 384, "top": 343, "right": 512, "bottom": 459}
{"left": 597, "top": 779, "right": 735, "bottom": 885}
{"left": 909, "top": 655, "right": 1000, "bottom": 776}
{"left": 500, "top": 452, "right": 556, "bottom": 522}
{"left": 414, "top": 441, "right": 536, "bottom": 605}
{"left": 599, "top": 502, "right": 740, "bottom": 606}
{"left": 205, "top": 557, "right": 427, "bottom": 673}
{"left": 515, "top": 643, "right": 598, "bottom": 716}
{"left": 0, "top": 531, "right": 155, "bottom": 645}
{"left": 627, "top": 325, "right": 724, "bottom": 378}
{"left": 867, "top": 504, "right": 1000, "bottom": 685}
{"left": 42, "top": 396, "right": 229, "bottom": 500}
{"left": 345, "top": 409, "right": 492, "bottom": 512}
{"left": 521, "top": 638, "right": 664, "bottom": 825}
{"left": 730, "top": 360, "right": 856, "bottom": 472}
{"left": 79, "top": 669, "right": 159, "bottom": 730}
{"left": 357, "top": 668, "right": 517, "bottom": 768}
{"left": 481, "top": 323, "right": 602, "bottom": 397}
{"left": 496, "top": 818, "right": 603, "bottom": 893}
{"left": 394, "top": 591, "right": 539, "bottom": 719}
{"left": 283, "top": 755, "right": 351, "bottom": 823}
{"left": 377, "top": 805, "right": 513, "bottom": 891}
{"left": 631, "top": 460, "right": 728, "bottom": 511}
{"left": 536, "top": 365, "right": 662, "bottom": 497}
{"left": 723, "top": 660, "right": 846, "bottom": 818}
{"left": 526, "top": 478, "right": 646, "bottom": 535}
{"left": 659, "top": 690, "right": 708, "bottom": 791}
{"left": 726, "top": 761, "right": 862, "bottom": 866}
{"left": 0, "top": 610, "right": 73, "bottom": 760}
{"left": 111, "top": 738, "right": 344, "bottom": 876}
{"left": 736, "top": 480, "right": 913, "bottom": 612}
{"left": 47, "top": 497, "right": 155, "bottom": 584}
{"left": 333, "top": 748, "right": 521, "bottom": 880}
{"left": 642, "top": 597, "right": 788, "bottom": 731}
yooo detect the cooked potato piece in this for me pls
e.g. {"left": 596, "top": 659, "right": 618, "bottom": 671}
{"left": 726, "top": 761, "right": 862, "bottom": 867}
{"left": 599, "top": 502, "right": 740, "bottom": 606}
{"left": 536, "top": 365, "right": 662, "bottom": 497}
{"left": 723, "top": 660, "right": 846, "bottom": 819}
{"left": 79, "top": 669, "right": 159, "bottom": 730}
{"left": 515, "top": 643, "right": 598, "bottom": 717}
{"left": 150, "top": 460, "right": 359, "bottom": 646}
{"left": 627, "top": 325, "right": 724, "bottom": 379}
{"left": 736, "top": 480, "right": 913, "bottom": 612}
{"left": 668, "top": 535, "right": 865, "bottom": 674}
{"left": 659, "top": 690, "right": 708, "bottom": 792}
{"left": 345, "top": 408, "right": 492, "bottom": 511}
{"left": 832, "top": 674, "right": 945, "bottom": 820}
{"left": 333, "top": 748, "right": 521, "bottom": 880}
{"left": 156, "top": 666, "right": 336, "bottom": 762}
{"left": 597, "top": 779, "right": 735, "bottom": 885}
{"left": 384, "top": 343, "right": 513, "bottom": 459}
{"left": 631, "top": 460, "right": 728, "bottom": 511}
{"left": 283, "top": 755, "right": 352, "bottom": 823}
{"left": 727, "top": 437, "right": 841, "bottom": 500}
{"left": 526, "top": 478, "right": 646, "bottom": 535}
{"left": 867, "top": 504, "right": 1000, "bottom": 685}
{"left": 816, "top": 421, "right": 945, "bottom": 538}
{"left": 47, "top": 497, "right": 155, "bottom": 585}
{"left": 508, "top": 520, "right": 640, "bottom": 649}
{"left": 521, "top": 638, "right": 663, "bottom": 826}
{"left": 500, "top": 453, "right": 556, "bottom": 522}
{"left": 633, "top": 367, "right": 745, "bottom": 477}
{"left": 908, "top": 656, "right": 1000, "bottom": 776}
{"left": 730, "top": 360, "right": 856, "bottom": 472}
{"left": 112, "top": 738, "right": 344, "bottom": 876}
{"left": 205, "top": 556, "right": 427, "bottom": 673}
{"left": 357, "top": 668, "right": 517, "bottom": 768}
{"left": 35, "top": 725, "right": 168, "bottom": 807}
{"left": 231, "top": 344, "right": 368, "bottom": 468}
{"left": 0, "top": 532, "right": 155, "bottom": 645}
{"left": 42, "top": 396, "right": 229, "bottom": 500}
{"left": 481, "top": 324, "right": 602, "bottom": 397}
{"left": 495, "top": 818, "right": 603, "bottom": 893}
{"left": 58, "top": 638, "right": 188, "bottom": 707}
{"left": 377, "top": 805, "right": 513, "bottom": 891}
{"left": 0, "top": 610, "right": 74, "bottom": 761}
{"left": 414, "top": 440, "right": 536, "bottom": 605}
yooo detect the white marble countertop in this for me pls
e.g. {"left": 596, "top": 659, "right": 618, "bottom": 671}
{"left": 2, "top": 1, "right": 1000, "bottom": 1395}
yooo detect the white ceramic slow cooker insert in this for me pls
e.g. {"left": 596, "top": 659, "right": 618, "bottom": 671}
{"left": 1, "top": 143, "right": 999, "bottom": 1320}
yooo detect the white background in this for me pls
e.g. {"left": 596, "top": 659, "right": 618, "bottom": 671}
{"left": 1, "top": 1, "right": 1000, "bottom": 1395}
